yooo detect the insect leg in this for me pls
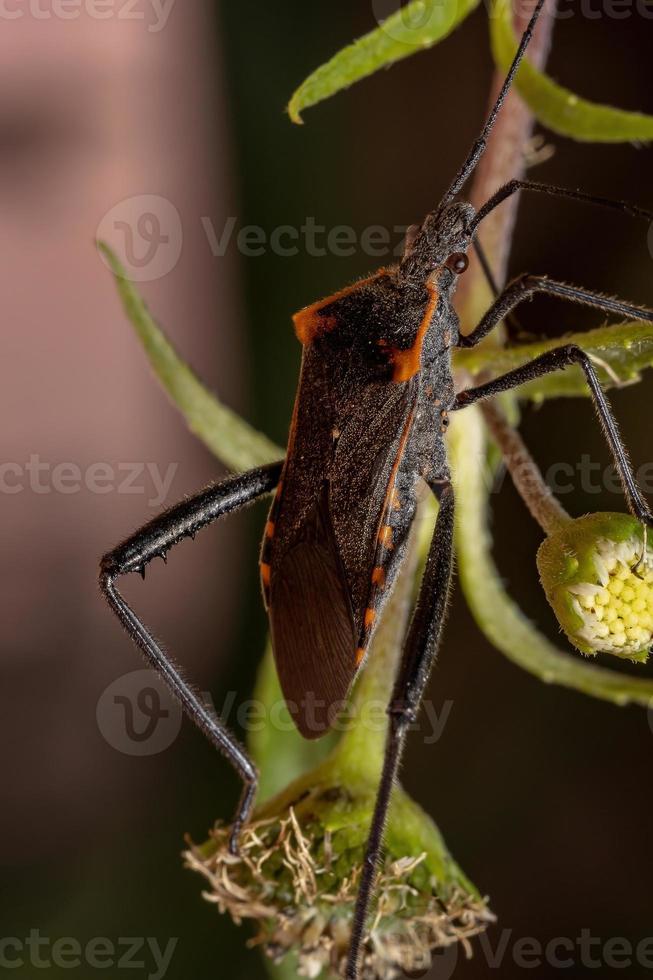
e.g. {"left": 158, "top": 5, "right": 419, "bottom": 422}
{"left": 345, "top": 483, "right": 455, "bottom": 980}
{"left": 99, "top": 461, "right": 284, "bottom": 851}
{"left": 458, "top": 274, "right": 653, "bottom": 350}
{"left": 454, "top": 346, "right": 652, "bottom": 525}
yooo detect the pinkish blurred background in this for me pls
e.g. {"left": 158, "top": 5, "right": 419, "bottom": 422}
{"left": 2, "top": 3, "right": 653, "bottom": 978}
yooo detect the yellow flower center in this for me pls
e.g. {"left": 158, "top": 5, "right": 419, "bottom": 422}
{"left": 569, "top": 537, "right": 653, "bottom": 656}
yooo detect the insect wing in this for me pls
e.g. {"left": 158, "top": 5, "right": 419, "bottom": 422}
{"left": 269, "top": 483, "right": 357, "bottom": 739}
{"left": 268, "top": 356, "right": 418, "bottom": 739}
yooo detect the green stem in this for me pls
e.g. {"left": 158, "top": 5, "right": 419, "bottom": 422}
{"left": 329, "top": 500, "right": 437, "bottom": 783}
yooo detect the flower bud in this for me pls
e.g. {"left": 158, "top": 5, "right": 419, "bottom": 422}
{"left": 537, "top": 513, "right": 652, "bottom": 662}
{"left": 185, "top": 775, "right": 493, "bottom": 979}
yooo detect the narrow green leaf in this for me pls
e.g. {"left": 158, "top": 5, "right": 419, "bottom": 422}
{"left": 454, "top": 318, "right": 653, "bottom": 401}
{"left": 99, "top": 242, "right": 283, "bottom": 472}
{"left": 490, "top": 0, "right": 653, "bottom": 142}
{"left": 450, "top": 406, "right": 653, "bottom": 709}
{"left": 288, "top": 0, "right": 479, "bottom": 123}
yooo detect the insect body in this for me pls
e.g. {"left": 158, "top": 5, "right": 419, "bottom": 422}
{"left": 100, "top": 2, "right": 653, "bottom": 975}
{"left": 262, "top": 209, "right": 469, "bottom": 739}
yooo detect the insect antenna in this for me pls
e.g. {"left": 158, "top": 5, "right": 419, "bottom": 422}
{"left": 441, "top": 0, "right": 547, "bottom": 206}
{"left": 472, "top": 237, "right": 524, "bottom": 338}
{"left": 470, "top": 179, "right": 653, "bottom": 231}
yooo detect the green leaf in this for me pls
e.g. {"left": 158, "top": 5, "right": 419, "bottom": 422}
{"left": 288, "top": 0, "right": 480, "bottom": 123}
{"left": 454, "top": 318, "right": 653, "bottom": 401}
{"left": 489, "top": 0, "right": 653, "bottom": 142}
{"left": 450, "top": 406, "right": 653, "bottom": 709}
{"left": 99, "top": 242, "right": 282, "bottom": 472}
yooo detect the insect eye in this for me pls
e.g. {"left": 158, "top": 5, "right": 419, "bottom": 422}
{"left": 446, "top": 252, "right": 469, "bottom": 275}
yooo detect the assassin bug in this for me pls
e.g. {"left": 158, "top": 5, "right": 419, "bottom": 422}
{"left": 100, "top": 1, "right": 653, "bottom": 975}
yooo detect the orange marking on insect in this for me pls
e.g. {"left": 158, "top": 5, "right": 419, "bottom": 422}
{"left": 265, "top": 521, "right": 275, "bottom": 539}
{"left": 378, "top": 525, "right": 394, "bottom": 549}
{"left": 371, "top": 566, "right": 386, "bottom": 588}
{"left": 292, "top": 270, "right": 386, "bottom": 346}
{"left": 388, "top": 284, "right": 439, "bottom": 383}
{"left": 355, "top": 647, "right": 367, "bottom": 666}
{"left": 376, "top": 408, "right": 415, "bottom": 546}
{"left": 293, "top": 311, "right": 338, "bottom": 346}
{"left": 364, "top": 608, "right": 376, "bottom": 629}
{"left": 260, "top": 563, "right": 271, "bottom": 587}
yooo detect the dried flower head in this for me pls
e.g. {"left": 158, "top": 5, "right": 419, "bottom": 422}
{"left": 537, "top": 513, "right": 653, "bottom": 662}
{"left": 185, "top": 780, "right": 493, "bottom": 980}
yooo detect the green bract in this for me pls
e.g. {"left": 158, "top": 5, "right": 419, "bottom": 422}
{"left": 537, "top": 513, "right": 653, "bottom": 662}
{"left": 185, "top": 760, "right": 492, "bottom": 980}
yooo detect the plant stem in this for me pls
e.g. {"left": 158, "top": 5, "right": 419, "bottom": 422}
{"left": 481, "top": 399, "right": 570, "bottom": 534}
{"left": 329, "top": 500, "right": 437, "bottom": 784}
{"left": 337, "top": 0, "right": 561, "bottom": 780}
{"left": 450, "top": 405, "right": 653, "bottom": 708}
{"left": 450, "top": 0, "right": 653, "bottom": 709}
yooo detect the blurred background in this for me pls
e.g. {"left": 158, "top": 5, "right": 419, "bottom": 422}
{"left": 2, "top": 1, "right": 653, "bottom": 978}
